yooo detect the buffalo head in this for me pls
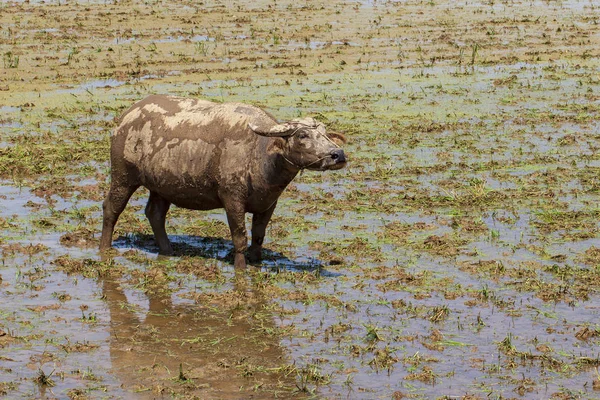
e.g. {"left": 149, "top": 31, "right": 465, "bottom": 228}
{"left": 249, "top": 117, "right": 347, "bottom": 171}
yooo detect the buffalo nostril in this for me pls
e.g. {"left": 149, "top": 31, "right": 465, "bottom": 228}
{"left": 330, "top": 149, "right": 346, "bottom": 163}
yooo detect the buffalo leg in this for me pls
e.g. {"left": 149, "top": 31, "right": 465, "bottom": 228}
{"left": 100, "top": 183, "right": 139, "bottom": 251}
{"left": 145, "top": 191, "right": 173, "bottom": 255}
{"left": 224, "top": 201, "right": 248, "bottom": 268}
{"left": 248, "top": 202, "right": 277, "bottom": 263}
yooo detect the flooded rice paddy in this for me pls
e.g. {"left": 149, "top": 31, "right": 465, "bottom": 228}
{"left": 2, "top": 0, "right": 600, "bottom": 398}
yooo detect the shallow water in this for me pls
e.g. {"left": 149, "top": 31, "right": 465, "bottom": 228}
{"left": 2, "top": 0, "right": 600, "bottom": 398}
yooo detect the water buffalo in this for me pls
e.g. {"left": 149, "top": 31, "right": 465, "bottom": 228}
{"left": 99, "top": 95, "right": 347, "bottom": 268}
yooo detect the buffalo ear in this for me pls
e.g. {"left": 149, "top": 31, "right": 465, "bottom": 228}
{"left": 328, "top": 131, "right": 347, "bottom": 146}
{"left": 248, "top": 121, "right": 294, "bottom": 137}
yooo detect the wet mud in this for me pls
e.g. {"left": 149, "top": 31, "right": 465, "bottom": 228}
{"left": 2, "top": 0, "right": 600, "bottom": 399}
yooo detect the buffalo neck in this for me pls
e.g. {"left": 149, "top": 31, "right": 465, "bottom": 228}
{"left": 255, "top": 136, "right": 300, "bottom": 188}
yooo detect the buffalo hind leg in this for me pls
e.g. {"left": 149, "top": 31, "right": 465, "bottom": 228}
{"left": 100, "top": 183, "right": 139, "bottom": 251}
{"left": 248, "top": 202, "right": 277, "bottom": 264}
{"left": 224, "top": 201, "right": 248, "bottom": 269}
{"left": 145, "top": 191, "right": 173, "bottom": 255}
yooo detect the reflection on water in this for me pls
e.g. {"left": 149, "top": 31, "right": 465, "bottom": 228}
{"left": 101, "top": 271, "right": 297, "bottom": 399}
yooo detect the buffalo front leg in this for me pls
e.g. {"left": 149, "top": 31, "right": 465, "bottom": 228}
{"left": 145, "top": 191, "right": 173, "bottom": 255}
{"left": 248, "top": 202, "right": 277, "bottom": 264}
{"left": 100, "top": 183, "right": 139, "bottom": 251}
{"left": 224, "top": 202, "right": 248, "bottom": 269}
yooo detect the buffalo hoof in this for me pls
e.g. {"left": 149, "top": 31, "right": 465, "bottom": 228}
{"left": 234, "top": 253, "right": 247, "bottom": 269}
{"left": 157, "top": 242, "right": 174, "bottom": 256}
{"left": 247, "top": 246, "right": 262, "bottom": 264}
{"left": 157, "top": 244, "right": 174, "bottom": 256}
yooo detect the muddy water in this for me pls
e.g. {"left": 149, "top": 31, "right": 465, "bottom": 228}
{"left": 0, "top": 186, "right": 299, "bottom": 398}
{"left": 2, "top": 0, "right": 600, "bottom": 398}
